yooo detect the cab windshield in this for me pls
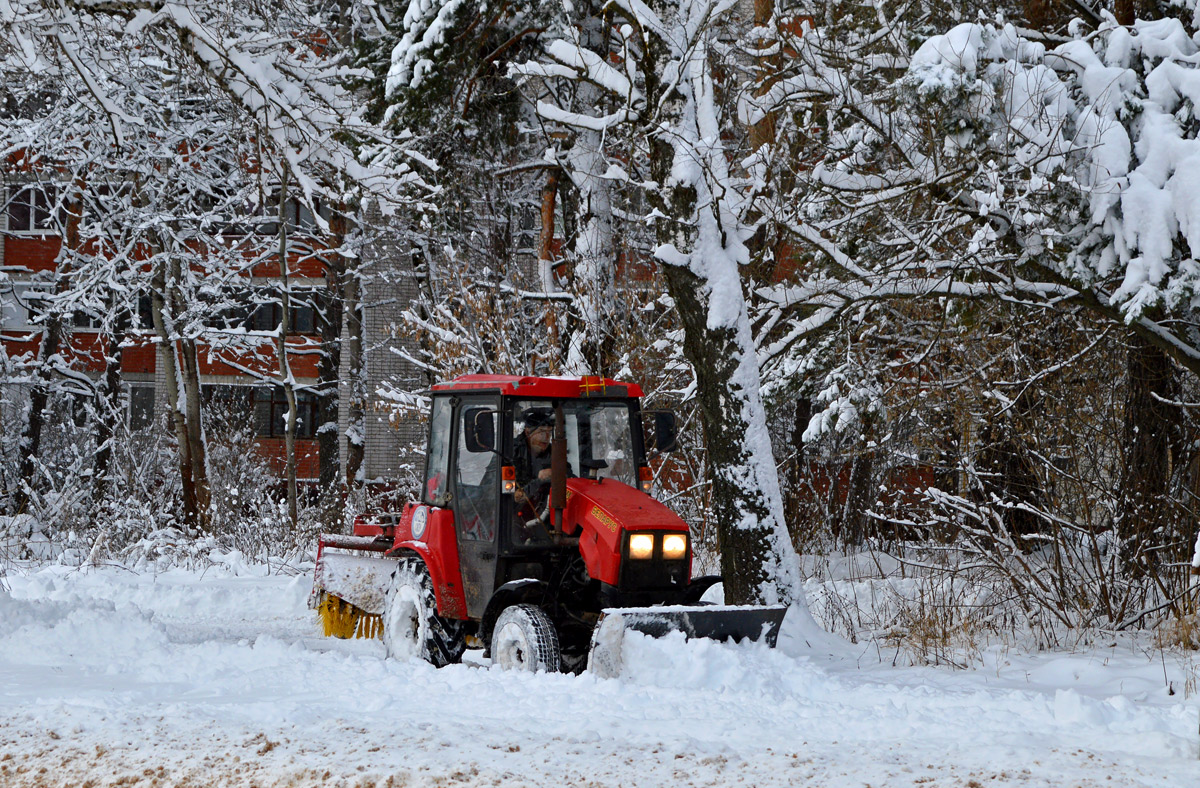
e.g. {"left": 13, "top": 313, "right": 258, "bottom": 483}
{"left": 512, "top": 399, "right": 639, "bottom": 488}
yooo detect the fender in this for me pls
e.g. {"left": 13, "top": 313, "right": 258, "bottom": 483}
{"left": 479, "top": 579, "right": 546, "bottom": 654}
{"left": 684, "top": 575, "right": 722, "bottom": 604}
{"left": 388, "top": 502, "right": 468, "bottom": 620}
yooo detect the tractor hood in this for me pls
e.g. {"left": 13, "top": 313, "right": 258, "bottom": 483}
{"left": 562, "top": 478, "right": 689, "bottom": 587}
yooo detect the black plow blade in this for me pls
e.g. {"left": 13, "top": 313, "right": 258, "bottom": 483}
{"left": 587, "top": 605, "right": 788, "bottom": 677}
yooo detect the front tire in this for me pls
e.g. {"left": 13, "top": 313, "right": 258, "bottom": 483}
{"left": 492, "top": 604, "right": 560, "bottom": 673}
{"left": 382, "top": 558, "right": 466, "bottom": 667}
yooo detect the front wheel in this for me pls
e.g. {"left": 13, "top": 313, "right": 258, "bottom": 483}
{"left": 492, "top": 604, "right": 560, "bottom": 673}
{"left": 382, "top": 558, "right": 466, "bottom": 667}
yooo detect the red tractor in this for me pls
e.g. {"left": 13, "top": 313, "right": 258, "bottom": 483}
{"left": 312, "top": 375, "right": 785, "bottom": 673}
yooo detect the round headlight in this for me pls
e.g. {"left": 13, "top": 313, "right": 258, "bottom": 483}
{"left": 629, "top": 533, "right": 654, "bottom": 560}
{"left": 411, "top": 506, "right": 428, "bottom": 540}
{"left": 663, "top": 534, "right": 687, "bottom": 559}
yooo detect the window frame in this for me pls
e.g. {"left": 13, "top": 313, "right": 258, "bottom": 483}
{"left": 423, "top": 396, "right": 454, "bottom": 506}
{"left": 239, "top": 194, "right": 331, "bottom": 236}
{"left": 252, "top": 385, "right": 319, "bottom": 440}
{"left": 127, "top": 383, "right": 156, "bottom": 430}
{"left": 246, "top": 291, "right": 318, "bottom": 335}
{"left": 5, "top": 183, "right": 60, "bottom": 235}
{"left": 0, "top": 283, "right": 45, "bottom": 330}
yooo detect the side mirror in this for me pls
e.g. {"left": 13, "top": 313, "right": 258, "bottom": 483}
{"left": 463, "top": 408, "right": 496, "bottom": 453}
{"left": 648, "top": 411, "right": 678, "bottom": 453}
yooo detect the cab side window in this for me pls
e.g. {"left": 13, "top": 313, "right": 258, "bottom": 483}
{"left": 455, "top": 407, "right": 498, "bottom": 541}
{"left": 423, "top": 397, "right": 453, "bottom": 505}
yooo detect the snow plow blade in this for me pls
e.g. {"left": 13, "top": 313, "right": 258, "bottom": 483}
{"left": 587, "top": 604, "right": 787, "bottom": 678}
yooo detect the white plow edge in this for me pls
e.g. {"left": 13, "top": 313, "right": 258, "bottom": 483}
{"left": 314, "top": 551, "right": 397, "bottom": 615}
{"left": 587, "top": 610, "right": 629, "bottom": 679}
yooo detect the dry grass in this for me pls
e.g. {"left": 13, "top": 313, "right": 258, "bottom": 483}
{"left": 804, "top": 545, "right": 1200, "bottom": 670}
{"left": 1154, "top": 613, "right": 1200, "bottom": 651}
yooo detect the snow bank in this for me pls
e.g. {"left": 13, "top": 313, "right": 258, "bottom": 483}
{"left": 615, "top": 628, "right": 824, "bottom": 696}
{"left": 0, "top": 588, "right": 69, "bottom": 640}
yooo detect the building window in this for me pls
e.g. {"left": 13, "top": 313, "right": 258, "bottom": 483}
{"left": 0, "top": 283, "right": 53, "bottom": 328}
{"left": 5, "top": 183, "right": 58, "bottom": 234}
{"left": 200, "top": 290, "right": 319, "bottom": 334}
{"left": 128, "top": 385, "right": 155, "bottom": 430}
{"left": 204, "top": 384, "right": 254, "bottom": 411}
{"left": 247, "top": 297, "right": 317, "bottom": 334}
{"left": 72, "top": 310, "right": 103, "bottom": 330}
{"left": 83, "top": 183, "right": 132, "bottom": 225}
{"left": 1, "top": 286, "right": 100, "bottom": 330}
{"left": 0, "top": 284, "right": 45, "bottom": 330}
{"left": 137, "top": 294, "right": 155, "bottom": 330}
{"left": 204, "top": 384, "right": 319, "bottom": 439}
{"left": 253, "top": 386, "right": 318, "bottom": 439}
{"left": 245, "top": 195, "right": 330, "bottom": 235}
{"left": 202, "top": 385, "right": 256, "bottom": 437}
{"left": 279, "top": 197, "right": 318, "bottom": 232}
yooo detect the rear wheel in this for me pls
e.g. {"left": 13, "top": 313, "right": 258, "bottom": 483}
{"left": 382, "top": 558, "right": 466, "bottom": 667}
{"left": 492, "top": 604, "right": 560, "bottom": 673}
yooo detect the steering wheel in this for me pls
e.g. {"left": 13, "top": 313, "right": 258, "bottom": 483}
{"left": 529, "top": 477, "right": 551, "bottom": 505}
{"left": 516, "top": 479, "right": 555, "bottom": 541}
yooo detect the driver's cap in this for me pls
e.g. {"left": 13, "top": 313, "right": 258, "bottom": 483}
{"left": 521, "top": 407, "right": 554, "bottom": 429}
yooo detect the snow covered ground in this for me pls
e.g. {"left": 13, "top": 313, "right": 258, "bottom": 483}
{"left": 0, "top": 559, "right": 1197, "bottom": 787}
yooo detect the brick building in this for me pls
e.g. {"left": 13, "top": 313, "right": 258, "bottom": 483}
{"left": 0, "top": 177, "right": 435, "bottom": 488}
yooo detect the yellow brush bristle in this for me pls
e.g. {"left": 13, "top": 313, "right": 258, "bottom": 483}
{"left": 355, "top": 614, "right": 383, "bottom": 640}
{"left": 318, "top": 594, "right": 383, "bottom": 640}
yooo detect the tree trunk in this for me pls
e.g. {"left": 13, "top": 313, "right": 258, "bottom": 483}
{"left": 659, "top": 259, "right": 798, "bottom": 605}
{"left": 1114, "top": 0, "right": 1135, "bottom": 25}
{"left": 837, "top": 444, "right": 875, "bottom": 548}
{"left": 641, "top": 0, "right": 801, "bottom": 606}
{"left": 975, "top": 388, "right": 1045, "bottom": 547}
{"left": 276, "top": 167, "right": 299, "bottom": 532}
{"left": 15, "top": 318, "right": 62, "bottom": 515}
{"left": 1114, "top": 0, "right": 1162, "bottom": 26}
{"left": 151, "top": 263, "right": 198, "bottom": 531}
{"left": 563, "top": 15, "right": 617, "bottom": 378}
{"left": 317, "top": 207, "right": 348, "bottom": 529}
{"left": 92, "top": 307, "right": 128, "bottom": 503}
{"left": 749, "top": 0, "right": 778, "bottom": 152}
{"left": 564, "top": 123, "right": 616, "bottom": 376}
{"left": 1118, "top": 330, "right": 1182, "bottom": 569}
{"left": 150, "top": 248, "right": 211, "bottom": 533}
{"left": 179, "top": 338, "right": 210, "bottom": 524}
{"left": 539, "top": 167, "right": 562, "bottom": 368}
{"left": 344, "top": 267, "right": 364, "bottom": 488}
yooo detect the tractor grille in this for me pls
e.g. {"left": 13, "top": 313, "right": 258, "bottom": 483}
{"left": 617, "top": 532, "right": 689, "bottom": 592}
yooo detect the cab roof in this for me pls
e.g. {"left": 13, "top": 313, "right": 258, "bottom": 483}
{"left": 430, "top": 375, "right": 643, "bottom": 399}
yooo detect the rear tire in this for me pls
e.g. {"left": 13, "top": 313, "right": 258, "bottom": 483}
{"left": 492, "top": 604, "right": 560, "bottom": 673}
{"left": 382, "top": 558, "right": 466, "bottom": 667}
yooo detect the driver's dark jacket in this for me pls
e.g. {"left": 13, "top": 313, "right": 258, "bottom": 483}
{"left": 513, "top": 434, "right": 553, "bottom": 506}
{"left": 512, "top": 434, "right": 574, "bottom": 507}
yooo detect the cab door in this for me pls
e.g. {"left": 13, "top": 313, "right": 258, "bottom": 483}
{"left": 451, "top": 396, "right": 501, "bottom": 619}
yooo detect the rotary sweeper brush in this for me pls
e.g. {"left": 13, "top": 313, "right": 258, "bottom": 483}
{"left": 311, "top": 375, "right": 786, "bottom": 674}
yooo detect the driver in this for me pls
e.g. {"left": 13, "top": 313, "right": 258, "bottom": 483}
{"left": 513, "top": 407, "right": 555, "bottom": 515}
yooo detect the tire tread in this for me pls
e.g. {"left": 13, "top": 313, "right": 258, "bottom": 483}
{"left": 494, "top": 604, "right": 560, "bottom": 673}
{"left": 387, "top": 557, "right": 466, "bottom": 667}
